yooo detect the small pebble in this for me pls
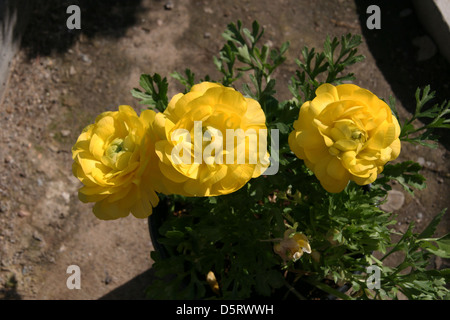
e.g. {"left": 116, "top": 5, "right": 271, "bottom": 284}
{"left": 417, "top": 157, "right": 425, "bottom": 166}
{"left": 104, "top": 272, "right": 112, "bottom": 285}
{"left": 17, "top": 210, "right": 30, "bottom": 218}
{"left": 22, "top": 266, "right": 30, "bottom": 275}
{"left": 81, "top": 54, "right": 92, "bottom": 64}
{"left": 32, "top": 231, "right": 43, "bottom": 241}
{"left": 380, "top": 190, "right": 405, "bottom": 212}
{"left": 0, "top": 203, "right": 9, "bottom": 213}
{"left": 48, "top": 144, "right": 59, "bottom": 153}
{"left": 204, "top": 7, "right": 213, "bottom": 14}
{"left": 164, "top": 2, "right": 173, "bottom": 10}
{"left": 60, "top": 130, "right": 71, "bottom": 137}
{"left": 4, "top": 155, "right": 14, "bottom": 164}
{"left": 61, "top": 192, "right": 71, "bottom": 204}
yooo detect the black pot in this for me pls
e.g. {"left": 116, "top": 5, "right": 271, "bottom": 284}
{"left": 148, "top": 196, "right": 171, "bottom": 260}
{"left": 147, "top": 196, "right": 359, "bottom": 300}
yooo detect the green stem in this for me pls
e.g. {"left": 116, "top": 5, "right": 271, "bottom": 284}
{"left": 284, "top": 281, "right": 306, "bottom": 300}
{"left": 302, "top": 278, "right": 352, "bottom": 300}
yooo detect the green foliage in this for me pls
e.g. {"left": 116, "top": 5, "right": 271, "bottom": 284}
{"left": 131, "top": 73, "right": 169, "bottom": 112}
{"left": 140, "top": 21, "right": 450, "bottom": 300}
{"left": 211, "top": 20, "right": 290, "bottom": 122}
{"left": 170, "top": 69, "right": 196, "bottom": 93}
{"left": 374, "top": 209, "right": 450, "bottom": 300}
{"left": 394, "top": 86, "right": 450, "bottom": 148}
{"left": 289, "top": 34, "right": 365, "bottom": 104}
{"left": 372, "top": 161, "right": 426, "bottom": 196}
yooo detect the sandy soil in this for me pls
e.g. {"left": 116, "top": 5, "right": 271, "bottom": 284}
{"left": 0, "top": 0, "right": 449, "bottom": 300}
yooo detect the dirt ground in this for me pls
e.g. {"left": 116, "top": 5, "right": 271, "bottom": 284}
{"left": 0, "top": 0, "right": 449, "bottom": 300}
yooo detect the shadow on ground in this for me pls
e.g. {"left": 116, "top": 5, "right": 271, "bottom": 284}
{"left": 0, "top": 0, "right": 29, "bottom": 44}
{"left": 19, "top": 0, "right": 143, "bottom": 59}
{"left": 99, "top": 269, "right": 155, "bottom": 300}
{"left": 355, "top": 0, "right": 450, "bottom": 149}
{"left": 0, "top": 274, "right": 22, "bottom": 300}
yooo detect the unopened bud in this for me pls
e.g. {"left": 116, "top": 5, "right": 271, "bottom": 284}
{"left": 206, "top": 271, "right": 220, "bottom": 295}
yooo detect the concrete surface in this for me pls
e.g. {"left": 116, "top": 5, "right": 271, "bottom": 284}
{"left": 0, "top": 0, "right": 29, "bottom": 104}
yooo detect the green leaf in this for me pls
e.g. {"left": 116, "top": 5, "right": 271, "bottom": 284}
{"left": 420, "top": 233, "right": 450, "bottom": 258}
{"left": 213, "top": 55, "right": 222, "bottom": 70}
{"left": 242, "top": 83, "right": 256, "bottom": 99}
{"left": 377, "top": 161, "right": 426, "bottom": 195}
{"left": 132, "top": 73, "right": 169, "bottom": 112}
{"left": 280, "top": 41, "right": 290, "bottom": 56}
{"left": 170, "top": 69, "right": 196, "bottom": 92}
{"left": 418, "top": 209, "right": 447, "bottom": 239}
{"left": 302, "top": 278, "right": 352, "bottom": 300}
{"left": 165, "top": 230, "right": 184, "bottom": 239}
{"left": 399, "top": 86, "right": 450, "bottom": 148}
{"left": 237, "top": 46, "right": 251, "bottom": 63}
{"left": 251, "top": 20, "right": 263, "bottom": 44}
{"left": 274, "top": 122, "right": 290, "bottom": 134}
{"left": 242, "top": 28, "right": 254, "bottom": 43}
{"left": 139, "top": 74, "right": 154, "bottom": 93}
{"left": 130, "top": 88, "right": 155, "bottom": 106}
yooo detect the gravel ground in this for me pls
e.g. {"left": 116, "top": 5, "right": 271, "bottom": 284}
{"left": 0, "top": 0, "right": 449, "bottom": 299}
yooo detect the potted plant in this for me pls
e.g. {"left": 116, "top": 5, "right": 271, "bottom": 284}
{"left": 72, "top": 21, "right": 450, "bottom": 300}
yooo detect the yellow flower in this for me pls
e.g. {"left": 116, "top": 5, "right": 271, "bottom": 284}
{"left": 273, "top": 229, "right": 311, "bottom": 262}
{"left": 289, "top": 83, "right": 401, "bottom": 193}
{"left": 152, "top": 82, "right": 270, "bottom": 197}
{"left": 72, "top": 105, "right": 159, "bottom": 220}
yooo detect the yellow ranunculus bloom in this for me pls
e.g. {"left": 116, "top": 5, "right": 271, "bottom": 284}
{"left": 72, "top": 105, "right": 159, "bottom": 220}
{"left": 289, "top": 83, "right": 401, "bottom": 193}
{"left": 274, "top": 229, "right": 311, "bottom": 262}
{"left": 152, "top": 82, "right": 269, "bottom": 197}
